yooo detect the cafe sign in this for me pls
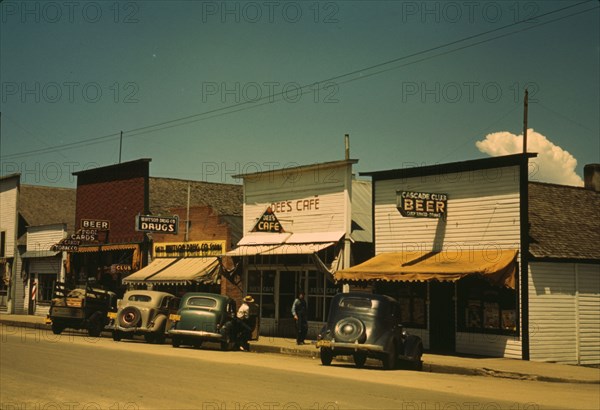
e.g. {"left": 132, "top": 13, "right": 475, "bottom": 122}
{"left": 397, "top": 191, "right": 448, "bottom": 218}
{"left": 251, "top": 207, "right": 284, "bottom": 233}
{"left": 153, "top": 240, "right": 226, "bottom": 258}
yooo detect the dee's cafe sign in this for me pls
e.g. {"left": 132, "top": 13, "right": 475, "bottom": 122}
{"left": 397, "top": 191, "right": 448, "bottom": 218}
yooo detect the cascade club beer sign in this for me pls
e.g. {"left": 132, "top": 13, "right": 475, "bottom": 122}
{"left": 397, "top": 191, "right": 448, "bottom": 218}
{"left": 136, "top": 215, "right": 179, "bottom": 234}
{"left": 153, "top": 240, "right": 225, "bottom": 258}
{"left": 252, "top": 207, "right": 284, "bottom": 233}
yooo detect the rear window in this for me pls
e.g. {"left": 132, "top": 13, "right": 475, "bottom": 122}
{"left": 339, "top": 297, "right": 373, "bottom": 309}
{"left": 128, "top": 294, "right": 152, "bottom": 303}
{"left": 187, "top": 297, "right": 217, "bottom": 308}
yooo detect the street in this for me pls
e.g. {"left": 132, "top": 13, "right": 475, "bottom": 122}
{"left": 1, "top": 328, "right": 598, "bottom": 410}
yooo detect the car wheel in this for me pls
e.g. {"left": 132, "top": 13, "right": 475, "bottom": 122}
{"left": 87, "top": 317, "right": 103, "bottom": 338}
{"left": 334, "top": 317, "right": 366, "bottom": 343}
{"left": 353, "top": 352, "right": 367, "bottom": 368}
{"left": 412, "top": 344, "right": 423, "bottom": 371}
{"left": 171, "top": 337, "right": 181, "bottom": 348}
{"left": 51, "top": 323, "right": 64, "bottom": 335}
{"left": 112, "top": 330, "right": 122, "bottom": 341}
{"left": 320, "top": 348, "right": 333, "bottom": 366}
{"left": 382, "top": 340, "right": 397, "bottom": 370}
{"left": 118, "top": 306, "right": 141, "bottom": 328}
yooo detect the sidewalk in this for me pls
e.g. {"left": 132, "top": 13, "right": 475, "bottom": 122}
{"left": 1, "top": 313, "right": 598, "bottom": 384}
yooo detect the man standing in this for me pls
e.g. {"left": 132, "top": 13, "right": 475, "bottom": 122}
{"left": 292, "top": 291, "right": 308, "bottom": 345}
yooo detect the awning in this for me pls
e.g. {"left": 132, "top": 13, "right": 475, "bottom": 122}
{"left": 75, "top": 244, "right": 140, "bottom": 253}
{"left": 21, "top": 250, "right": 60, "bottom": 258}
{"left": 145, "top": 257, "right": 221, "bottom": 285}
{"left": 227, "top": 242, "right": 336, "bottom": 257}
{"left": 335, "top": 249, "right": 518, "bottom": 288}
{"left": 227, "top": 231, "right": 345, "bottom": 257}
{"left": 122, "top": 258, "right": 179, "bottom": 283}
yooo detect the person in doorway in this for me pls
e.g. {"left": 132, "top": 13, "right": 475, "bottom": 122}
{"left": 236, "top": 295, "right": 255, "bottom": 351}
{"left": 292, "top": 292, "right": 308, "bottom": 345}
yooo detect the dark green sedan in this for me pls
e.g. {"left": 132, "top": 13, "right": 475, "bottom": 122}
{"left": 168, "top": 292, "right": 237, "bottom": 351}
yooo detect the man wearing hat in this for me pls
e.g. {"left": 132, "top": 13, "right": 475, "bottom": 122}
{"left": 236, "top": 295, "right": 256, "bottom": 351}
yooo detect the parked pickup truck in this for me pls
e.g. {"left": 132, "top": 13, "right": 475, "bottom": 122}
{"left": 46, "top": 282, "right": 117, "bottom": 337}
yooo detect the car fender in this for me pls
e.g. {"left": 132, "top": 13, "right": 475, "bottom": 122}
{"left": 150, "top": 314, "right": 167, "bottom": 333}
{"left": 402, "top": 334, "right": 423, "bottom": 359}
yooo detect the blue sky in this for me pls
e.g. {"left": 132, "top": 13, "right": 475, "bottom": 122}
{"left": 1, "top": 1, "right": 598, "bottom": 187}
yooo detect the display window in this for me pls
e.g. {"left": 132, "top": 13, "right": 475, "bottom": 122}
{"left": 37, "top": 274, "right": 56, "bottom": 303}
{"left": 457, "top": 276, "right": 517, "bottom": 335}
{"left": 307, "top": 270, "right": 339, "bottom": 322}
{"left": 247, "top": 270, "right": 276, "bottom": 319}
{"left": 376, "top": 282, "right": 428, "bottom": 328}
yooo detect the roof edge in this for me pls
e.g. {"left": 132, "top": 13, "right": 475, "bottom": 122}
{"left": 233, "top": 159, "right": 358, "bottom": 179}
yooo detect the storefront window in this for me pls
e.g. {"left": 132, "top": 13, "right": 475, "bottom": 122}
{"left": 376, "top": 282, "right": 427, "bottom": 328}
{"left": 37, "top": 274, "right": 56, "bottom": 303}
{"left": 307, "top": 270, "right": 339, "bottom": 322}
{"left": 248, "top": 270, "right": 276, "bottom": 319}
{"left": 457, "top": 276, "right": 517, "bottom": 335}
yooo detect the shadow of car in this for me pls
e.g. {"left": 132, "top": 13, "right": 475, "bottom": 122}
{"left": 316, "top": 292, "right": 423, "bottom": 370}
{"left": 109, "top": 290, "right": 179, "bottom": 344}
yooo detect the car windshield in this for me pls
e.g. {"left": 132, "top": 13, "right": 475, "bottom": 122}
{"left": 339, "top": 297, "right": 373, "bottom": 309}
{"left": 128, "top": 294, "right": 152, "bottom": 303}
{"left": 187, "top": 297, "right": 217, "bottom": 308}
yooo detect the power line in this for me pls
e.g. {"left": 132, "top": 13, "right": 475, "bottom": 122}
{"left": 2, "top": 0, "right": 597, "bottom": 160}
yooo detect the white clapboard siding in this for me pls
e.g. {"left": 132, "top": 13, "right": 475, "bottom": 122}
{"left": 26, "top": 225, "right": 66, "bottom": 251}
{"left": 374, "top": 165, "right": 521, "bottom": 254}
{"left": 0, "top": 178, "right": 19, "bottom": 258}
{"left": 243, "top": 165, "right": 349, "bottom": 234}
{"left": 529, "top": 262, "right": 578, "bottom": 363}
{"left": 14, "top": 254, "right": 25, "bottom": 314}
{"left": 456, "top": 333, "right": 522, "bottom": 358}
{"left": 577, "top": 264, "right": 600, "bottom": 365}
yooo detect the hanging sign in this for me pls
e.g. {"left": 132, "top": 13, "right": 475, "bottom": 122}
{"left": 136, "top": 215, "right": 179, "bottom": 234}
{"left": 251, "top": 207, "right": 284, "bottom": 233}
{"left": 397, "top": 191, "right": 448, "bottom": 218}
{"left": 153, "top": 240, "right": 226, "bottom": 258}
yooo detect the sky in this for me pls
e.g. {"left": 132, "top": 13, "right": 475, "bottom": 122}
{"left": 1, "top": 0, "right": 598, "bottom": 188}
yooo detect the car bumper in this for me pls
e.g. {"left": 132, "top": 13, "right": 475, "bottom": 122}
{"left": 168, "top": 329, "right": 223, "bottom": 340}
{"left": 315, "top": 339, "right": 385, "bottom": 353}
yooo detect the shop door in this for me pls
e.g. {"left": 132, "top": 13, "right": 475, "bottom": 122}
{"left": 277, "top": 270, "right": 302, "bottom": 337}
{"left": 429, "top": 281, "right": 456, "bottom": 353}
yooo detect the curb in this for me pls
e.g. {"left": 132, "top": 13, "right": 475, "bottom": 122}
{"left": 2, "top": 319, "right": 597, "bottom": 384}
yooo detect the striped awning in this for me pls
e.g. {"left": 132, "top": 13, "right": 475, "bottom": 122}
{"left": 144, "top": 257, "right": 221, "bottom": 285}
{"left": 122, "top": 258, "right": 179, "bottom": 283}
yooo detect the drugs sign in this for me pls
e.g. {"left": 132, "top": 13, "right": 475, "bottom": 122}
{"left": 136, "top": 215, "right": 179, "bottom": 234}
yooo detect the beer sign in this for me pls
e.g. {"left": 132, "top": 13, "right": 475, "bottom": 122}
{"left": 397, "top": 191, "right": 448, "bottom": 218}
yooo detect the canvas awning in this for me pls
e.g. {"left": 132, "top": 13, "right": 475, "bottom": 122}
{"left": 21, "top": 250, "right": 60, "bottom": 258}
{"left": 335, "top": 249, "right": 518, "bottom": 288}
{"left": 122, "top": 258, "right": 179, "bottom": 283}
{"left": 227, "top": 231, "right": 345, "bottom": 257}
{"left": 144, "top": 257, "right": 221, "bottom": 285}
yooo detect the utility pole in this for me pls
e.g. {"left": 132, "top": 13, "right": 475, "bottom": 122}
{"left": 523, "top": 89, "right": 528, "bottom": 154}
{"left": 119, "top": 131, "right": 123, "bottom": 163}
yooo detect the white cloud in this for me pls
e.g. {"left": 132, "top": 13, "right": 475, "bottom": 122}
{"left": 475, "top": 129, "right": 584, "bottom": 186}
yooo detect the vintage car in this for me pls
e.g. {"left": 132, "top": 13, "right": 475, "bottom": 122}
{"left": 47, "top": 282, "right": 117, "bottom": 337}
{"left": 109, "top": 290, "right": 179, "bottom": 344}
{"left": 168, "top": 292, "right": 239, "bottom": 350}
{"left": 316, "top": 292, "right": 423, "bottom": 370}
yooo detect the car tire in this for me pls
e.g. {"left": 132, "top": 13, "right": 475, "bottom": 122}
{"left": 118, "top": 306, "right": 141, "bottom": 328}
{"left": 353, "top": 352, "right": 367, "bottom": 368}
{"left": 51, "top": 323, "right": 64, "bottom": 335}
{"left": 320, "top": 348, "right": 333, "bottom": 366}
{"left": 412, "top": 344, "right": 423, "bottom": 371}
{"left": 88, "top": 315, "right": 103, "bottom": 337}
{"left": 171, "top": 337, "right": 181, "bottom": 348}
{"left": 334, "top": 317, "right": 366, "bottom": 343}
{"left": 112, "top": 330, "right": 122, "bottom": 341}
{"left": 382, "top": 340, "right": 397, "bottom": 370}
